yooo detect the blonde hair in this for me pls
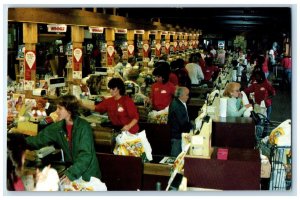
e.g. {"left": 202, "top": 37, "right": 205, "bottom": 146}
{"left": 223, "top": 82, "right": 241, "bottom": 97}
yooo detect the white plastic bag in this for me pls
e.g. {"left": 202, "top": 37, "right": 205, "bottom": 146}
{"left": 113, "top": 130, "right": 153, "bottom": 162}
{"left": 60, "top": 176, "right": 107, "bottom": 191}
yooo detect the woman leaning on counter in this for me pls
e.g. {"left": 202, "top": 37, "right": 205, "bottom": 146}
{"left": 223, "top": 82, "right": 252, "bottom": 117}
{"left": 82, "top": 77, "right": 140, "bottom": 134}
{"left": 25, "top": 95, "right": 102, "bottom": 185}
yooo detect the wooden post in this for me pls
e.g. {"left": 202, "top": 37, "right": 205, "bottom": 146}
{"left": 127, "top": 29, "right": 135, "bottom": 58}
{"left": 142, "top": 30, "right": 150, "bottom": 67}
{"left": 155, "top": 31, "right": 162, "bottom": 57}
{"left": 23, "top": 23, "right": 37, "bottom": 97}
{"left": 105, "top": 28, "right": 115, "bottom": 67}
{"left": 71, "top": 26, "right": 84, "bottom": 84}
{"left": 165, "top": 33, "right": 170, "bottom": 55}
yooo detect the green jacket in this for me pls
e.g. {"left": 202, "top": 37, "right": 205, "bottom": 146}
{"left": 26, "top": 116, "right": 101, "bottom": 181}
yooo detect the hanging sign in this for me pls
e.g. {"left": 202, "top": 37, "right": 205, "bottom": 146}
{"left": 24, "top": 50, "right": 36, "bottom": 80}
{"left": 115, "top": 28, "right": 127, "bottom": 34}
{"left": 128, "top": 44, "right": 135, "bottom": 56}
{"left": 143, "top": 43, "right": 149, "bottom": 57}
{"left": 155, "top": 43, "right": 161, "bottom": 56}
{"left": 134, "top": 30, "right": 145, "bottom": 34}
{"left": 73, "top": 48, "right": 82, "bottom": 71}
{"left": 89, "top": 26, "right": 104, "bottom": 34}
{"left": 165, "top": 42, "right": 170, "bottom": 54}
{"left": 47, "top": 24, "right": 67, "bottom": 33}
{"left": 173, "top": 41, "right": 178, "bottom": 52}
{"left": 106, "top": 45, "right": 115, "bottom": 66}
{"left": 184, "top": 41, "right": 188, "bottom": 47}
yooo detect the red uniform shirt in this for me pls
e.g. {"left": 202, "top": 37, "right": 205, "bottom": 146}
{"left": 151, "top": 81, "right": 176, "bottom": 111}
{"left": 201, "top": 65, "right": 219, "bottom": 81}
{"left": 244, "top": 80, "right": 276, "bottom": 107}
{"left": 169, "top": 72, "right": 179, "bottom": 86}
{"left": 95, "top": 96, "right": 139, "bottom": 134}
{"left": 281, "top": 57, "right": 292, "bottom": 69}
{"left": 262, "top": 56, "right": 269, "bottom": 73}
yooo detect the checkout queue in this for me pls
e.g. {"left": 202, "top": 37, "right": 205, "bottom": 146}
{"left": 7, "top": 48, "right": 277, "bottom": 191}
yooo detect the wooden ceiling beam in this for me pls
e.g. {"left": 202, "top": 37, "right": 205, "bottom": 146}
{"left": 8, "top": 8, "right": 156, "bottom": 30}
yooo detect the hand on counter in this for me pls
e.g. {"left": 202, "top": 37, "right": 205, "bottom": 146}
{"left": 60, "top": 174, "right": 71, "bottom": 186}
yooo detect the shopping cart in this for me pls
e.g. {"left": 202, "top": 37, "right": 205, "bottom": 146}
{"left": 252, "top": 111, "right": 282, "bottom": 144}
{"left": 269, "top": 145, "right": 292, "bottom": 190}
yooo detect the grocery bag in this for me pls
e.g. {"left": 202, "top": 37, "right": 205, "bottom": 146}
{"left": 113, "top": 130, "right": 152, "bottom": 162}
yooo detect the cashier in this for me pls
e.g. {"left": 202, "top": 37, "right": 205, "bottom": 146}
{"left": 82, "top": 77, "right": 140, "bottom": 134}
{"left": 148, "top": 62, "right": 176, "bottom": 111}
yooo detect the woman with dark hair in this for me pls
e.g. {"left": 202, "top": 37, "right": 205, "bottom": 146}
{"left": 244, "top": 70, "right": 276, "bottom": 120}
{"left": 26, "top": 95, "right": 102, "bottom": 187}
{"left": 174, "top": 58, "right": 191, "bottom": 89}
{"left": 7, "top": 134, "right": 27, "bottom": 191}
{"left": 83, "top": 78, "right": 140, "bottom": 134}
{"left": 149, "top": 62, "right": 176, "bottom": 111}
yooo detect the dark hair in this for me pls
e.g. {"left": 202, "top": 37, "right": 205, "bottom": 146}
{"left": 108, "top": 78, "right": 126, "bottom": 95}
{"left": 254, "top": 70, "right": 266, "bottom": 83}
{"left": 7, "top": 134, "right": 27, "bottom": 191}
{"left": 176, "top": 58, "right": 185, "bottom": 69}
{"left": 56, "top": 95, "right": 80, "bottom": 118}
{"left": 152, "top": 62, "right": 171, "bottom": 84}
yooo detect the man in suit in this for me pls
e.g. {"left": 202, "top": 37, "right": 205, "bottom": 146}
{"left": 168, "top": 87, "right": 193, "bottom": 157}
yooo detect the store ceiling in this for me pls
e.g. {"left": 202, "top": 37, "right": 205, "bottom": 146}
{"left": 115, "top": 7, "right": 292, "bottom": 36}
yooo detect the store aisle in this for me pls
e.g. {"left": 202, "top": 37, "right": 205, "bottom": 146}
{"left": 270, "top": 86, "right": 292, "bottom": 123}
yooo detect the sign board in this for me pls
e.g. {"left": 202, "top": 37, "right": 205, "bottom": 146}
{"left": 89, "top": 26, "right": 104, "bottom": 34}
{"left": 47, "top": 24, "right": 67, "bottom": 32}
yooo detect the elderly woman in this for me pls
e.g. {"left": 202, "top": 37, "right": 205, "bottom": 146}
{"left": 223, "top": 82, "right": 252, "bottom": 117}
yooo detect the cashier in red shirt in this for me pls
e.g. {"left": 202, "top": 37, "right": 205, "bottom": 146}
{"left": 83, "top": 78, "right": 139, "bottom": 134}
{"left": 149, "top": 62, "right": 176, "bottom": 111}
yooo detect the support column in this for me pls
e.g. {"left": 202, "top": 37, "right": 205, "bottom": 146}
{"left": 71, "top": 25, "right": 84, "bottom": 84}
{"left": 183, "top": 33, "right": 189, "bottom": 51}
{"left": 155, "top": 31, "right": 162, "bottom": 57}
{"left": 127, "top": 30, "right": 135, "bottom": 58}
{"left": 105, "top": 28, "right": 115, "bottom": 67}
{"left": 165, "top": 33, "right": 171, "bottom": 55}
{"left": 142, "top": 30, "right": 150, "bottom": 66}
{"left": 23, "top": 23, "right": 37, "bottom": 97}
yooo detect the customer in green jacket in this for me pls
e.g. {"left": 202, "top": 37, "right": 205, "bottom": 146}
{"left": 26, "top": 95, "right": 101, "bottom": 184}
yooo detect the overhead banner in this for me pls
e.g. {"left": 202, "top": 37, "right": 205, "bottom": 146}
{"left": 47, "top": 24, "right": 67, "bottom": 33}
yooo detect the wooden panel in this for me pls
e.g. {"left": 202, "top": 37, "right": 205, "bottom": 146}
{"left": 143, "top": 163, "right": 171, "bottom": 176}
{"left": 71, "top": 26, "right": 84, "bottom": 43}
{"left": 8, "top": 8, "right": 156, "bottom": 30}
{"left": 23, "top": 23, "right": 37, "bottom": 43}
{"left": 96, "top": 153, "right": 143, "bottom": 191}
{"left": 212, "top": 117, "right": 256, "bottom": 149}
{"left": 138, "top": 122, "right": 171, "bottom": 156}
{"left": 184, "top": 148, "right": 261, "bottom": 190}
